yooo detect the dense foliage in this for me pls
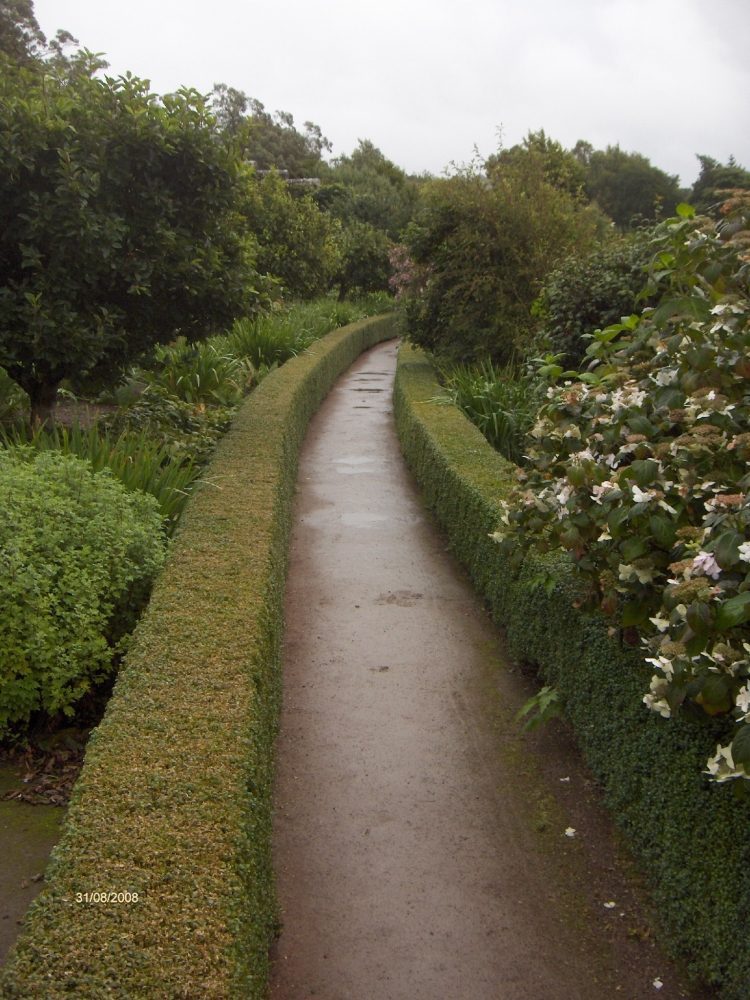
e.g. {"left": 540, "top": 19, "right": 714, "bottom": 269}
{"left": 0, "top": 450, "right": 165, "bottom": 737}
{"left": 496, "top": 199, "right": 750, "bottom": 782}
{"left": 535, "top": 232, "right": 655, "bottom": 365}
{"left": 0, "top": 57, "right": 266, "bottom": 421}
{"left": 401, "top": 155, "right": 602, "bottom": 364}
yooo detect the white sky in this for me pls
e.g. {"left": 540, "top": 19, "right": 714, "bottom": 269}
{"left": 33, "top": 0, "right": 750, "bottom": 188}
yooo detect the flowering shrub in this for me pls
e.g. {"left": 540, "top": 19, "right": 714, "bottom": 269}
{"left": 496, "top": 198, "right": 750, "bottom": 782}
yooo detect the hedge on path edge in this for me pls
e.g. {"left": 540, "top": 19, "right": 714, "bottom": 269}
{"left": 393, "top": 343, "right": 750, "bottom": 1000}
{"left": 0, "top": 314, "right": 398, "bottom": 1000}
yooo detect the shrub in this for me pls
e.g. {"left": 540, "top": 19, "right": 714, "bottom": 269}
{"left": 535, "top": 232, "right": 655, "bottom": 366}
{"left": 140, "top": 337, "right": 255, "bottom": 407}
{"left": 0, "top": 450, "right": 165, "bottom": 736}
{"left": 403, "top": 155, "right": 603, "bottom": 364}
{"left": 2, "top": 422, "right": 202, "bottom": 533}
{"left": 436, "top": 359, "right": 544, "bottom": 464}
{"left": 497, "top": 199, "right": 750, "bottom": 782}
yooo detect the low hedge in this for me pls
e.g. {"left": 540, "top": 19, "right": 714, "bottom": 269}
{"left": 394, "top": 344, "right": 750, "bottom": 999}
{"left": 0, "top": 314, "right": 398, "bottom": 999}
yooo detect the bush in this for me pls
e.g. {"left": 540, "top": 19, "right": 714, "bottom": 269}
{"left": 0, "top": 450, "right": 165, "bottom": 736}
{"left": 436, "top": 359, "right": 544, "bottom": 464}
{"left": 498, "top": 199, "right": 750, "bottom": 783}
{"left": 402, "top": 155, "right": 603, "bottom": 364}
{"left": 535, "top": 232, "right": 655, "bottom": 365}
{"left": 139, "top": 337, "right": 255, "bottom": 407}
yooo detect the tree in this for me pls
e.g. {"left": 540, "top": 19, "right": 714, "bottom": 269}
{"left": 244, "top": 169, "right": 340, "bottom": 299}
{"left": 403, "top": 155, "right": 602, "bottom": 363}
{"left": 319, "top": 140, "right": 420, "bottom": 238}
{"left": 0, "top": 61, "right": 265, "bottom": 421}
{"left": 211, "top": 85, "right": 331, "bottom": 177}
{"left": 487, "top": 130, "right": 587, "bottom": 201}
{"left": 333, "top": 220, "right": 392, "bottom": 299}
{"left": 0, "top": 0, "right": 44, "bottom": 63}
{"left": 582, "top": 145, "right": 681, "bottom": 228}
{"left": 690, "top": 154, "right": 750, "bottom": 215}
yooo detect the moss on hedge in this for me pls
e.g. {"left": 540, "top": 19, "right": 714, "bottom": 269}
{"left": 394, "top": 343, "right": 750, "bottom": 1000}
{"left": 0, "top": 315, "right": 397, "bottom": 1000}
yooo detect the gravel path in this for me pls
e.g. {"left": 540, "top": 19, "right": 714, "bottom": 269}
{"left": 269, "top": 340, "right": 703, "bottom": 1000}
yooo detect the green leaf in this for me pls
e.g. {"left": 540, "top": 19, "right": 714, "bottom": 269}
{"left": 699, "top": 674, "right": 733, "bottom": 714}
{"left": 710, "top": 530, "right": 742, "bottom": 569}
{"left": 631, "top": 460, "right": 660, "bottom": 488}
{"left": 621, "top": 537, "right": 648, "bottom": 561}
{"left": 715, "top": 592, "right": 750, "bottom": 631}
{"left": 649, "top": 514, "right": 676, "bottom": 549}
{"left": 622, "top": 600, "right": 650, "bottom": 627}
{"left": 676, "top": 202, "right": 696, "bottom": 219}
{"left": 731, "top": 725, "right": 750, "bottom": 768}
{"left": 685, "top": 601, "right": 712, "bottom": 635}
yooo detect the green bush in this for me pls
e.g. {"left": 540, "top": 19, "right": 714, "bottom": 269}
{"left": 140, "top": 337, "right": 255, "bottom": 407}
{"left": 2, "top": 423, "right": 202, "bottom": 534}
{"left": 535, "top": 232, "right": 655, "bottom": 365}
{"left": 436, "top": 359, "right": 544, "bottom": 464}
{"left": 393, "top": 343, "right": 750, "bottom": 999}
{"left": 402, "top": 155, "right": 603, "bottom": 364}
{"left": 0, "top": 450, "right": 165, "bottom": 736}
{"left": 500, "top": 202, "right": 750, "bottom": 783}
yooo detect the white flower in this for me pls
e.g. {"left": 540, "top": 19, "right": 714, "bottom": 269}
{"left": 643, "top": 675, "right": 672, "bottom": 717}
{"left": 736, "top": 686, "right": 750, "bottom": 719}
{"left": 652, "top": 368, "right": 678, "bottom": 386}
{"left": 738, "top": 541, "right": 750, "bottom": 564}
{"left": 590, "top": 481, "right": 616, "bottom": 504}
{"left": 705, "top": 743, "right": 743, "bottom": 782}
{"left": 653, "top": 978, "right": 664, "bottom": 990}
{"left": 649, "top": 614, "right": 671, "bottom": 633}
{"left": 632, "top": 485, "right": 656, "bottom": 504}
{"left": 645, "top": 655, "right": 675, "bottom": 679}
{"left": 603, "top": 901, "right": 616, "bottom": 909}
{"left": 691, "top": 551, "right": 721, "bottom": 580}
{"left": 564, "top": 827, "right": 576, "bottom": 838}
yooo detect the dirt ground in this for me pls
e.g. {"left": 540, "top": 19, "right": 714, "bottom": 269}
{"left": 269, "top": 340, "right": 710, "bottom": 1000}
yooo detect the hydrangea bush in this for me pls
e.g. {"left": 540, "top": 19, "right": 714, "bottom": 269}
{"left": 496, "top": 198, "right": 750, "bottom": 782}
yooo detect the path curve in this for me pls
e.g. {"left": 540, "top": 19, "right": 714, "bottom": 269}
{"left": 269, "top": 340, "right": 700, "bottom": 1000}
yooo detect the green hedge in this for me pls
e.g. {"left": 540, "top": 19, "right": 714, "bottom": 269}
{"left": 394, "top": 344, "right": 750, "bottom": 999}
{"left": 0, "top": 314, "right": 397, "bottom": 999}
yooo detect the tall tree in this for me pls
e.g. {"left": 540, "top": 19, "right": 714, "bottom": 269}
{"left": 0, "top": 62, "right": 265, "bottom": 421}
{"left": 0, "top": 0, "right": 45, "bottom": 63}
{"left": 690, "top": 154, "right": 750, "bottom": 214}
{"left": 582, "top": 145, "right": 681, "bottom": 228}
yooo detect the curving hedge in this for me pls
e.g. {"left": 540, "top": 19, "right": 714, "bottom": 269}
{"left": 394, "top": 344, "right": 750, "bottom": 1000}
{"left": 0, "top": 314, "right": 398, "bottom": 999}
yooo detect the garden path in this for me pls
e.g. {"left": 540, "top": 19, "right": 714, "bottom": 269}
{"left": 269, "top": 339, "right": 703, "bottom": 1000}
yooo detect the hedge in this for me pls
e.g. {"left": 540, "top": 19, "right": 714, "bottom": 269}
{"left": 393, "top": 344, "right": 750, "bottom": 1000}
{"left": 0, "top": 314, "right": 398, "bottom": 999}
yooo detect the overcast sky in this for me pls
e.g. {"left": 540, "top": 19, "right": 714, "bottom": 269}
{"left": 33, "top": 0, "right": 750, "bottom": 188}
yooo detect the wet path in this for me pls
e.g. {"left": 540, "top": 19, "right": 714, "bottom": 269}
{"left": 269, "top": 340, "right": 698, "bottom": 1000}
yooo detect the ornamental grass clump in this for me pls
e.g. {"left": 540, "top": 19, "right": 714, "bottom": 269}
{"left": 0, "top": 450, "right": 165, "bottom": 737}
{"left": 496, "top": 198, "right": 750, "bottom": 782}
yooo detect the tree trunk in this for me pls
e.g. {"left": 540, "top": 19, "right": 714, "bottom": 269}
{"left": 28, "top": 380, "right": 59, "bottom": 428}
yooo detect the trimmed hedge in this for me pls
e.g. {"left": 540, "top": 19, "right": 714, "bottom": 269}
{"left": 0, "top": 314, "right": 398, "bottom": 999}
{"left": 394, "top": 344, "right": 750, "bottom": 999}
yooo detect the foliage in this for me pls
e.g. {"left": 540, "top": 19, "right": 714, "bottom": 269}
{"left": 211, "top": 85, "right": 331, "bottom": 177}
{"left": 437, "top": 359, "right": 544, "bottom": 464}
{"left": 2, "top": 422, "right": 201, "bottom": 533}
{"left": 0, "top": 58, "right": 266, "bottom": 421}
{"left": 0, "top": 365, "right": 28, "bottom": 426}
{"left": 318, "top": 139, "right": 420, "bottom": 238}
{"left": 402, "top": 155, "right": 602, "bottom": 364}
{"left": 139, "top": 337, "right": 255, "bottom": 407}
{"left": 487, "top": 129, "right": 587, "bottom": 201}
{"left": 244, "top": 168, "right": 340, "bottom": 299}
{"left": 690, "top": 154, "right": 750, "bottom": 216}
{"left": 0, "top": 0, "right": 44, "bottom": 63}
{"left": 535, "top": 231, "right": 656, "bottom": 365}
{"left": 576, "top": 143, "right": 681, "bottom": 228}
{"left": 0, "top": 450, "right": 165, "bottom": 737}
{"left": 334, "top": 219, "right": 392, "bottom": 298}
{"left": 496, "top": 199, "right": 750, "bottom": 782}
